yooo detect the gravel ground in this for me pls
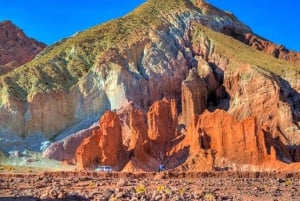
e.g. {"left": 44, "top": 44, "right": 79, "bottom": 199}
{"left": 0, "top": 171, "right": 300, "bottom": 201}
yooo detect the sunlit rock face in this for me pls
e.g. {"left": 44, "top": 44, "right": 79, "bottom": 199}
{"left": 76, "top": 111, "right": 126, "bottom": 170}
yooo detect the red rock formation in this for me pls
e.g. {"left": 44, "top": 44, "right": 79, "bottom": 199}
{"left": 181, "top": 68, "right": 208, "bottom": 126}
{"left": 76, "top": 127, "right": 101, "bottom": 169}
{"left": 185, "top": 109, "right": 298, "bottom": 169}
{"left": 176, "top": 117, "right": 216, "bottom": 171}
{"left": 148, "top": 98, "right": 178, "bottom": 159}
{"left": 76, "top": 111, "right": 124, "bottom": 169}
{"left": 0, "top": 20, "right": 46, "bottom": 74}
{"left": 224, "top": 65, "right": 298, "bottom": 144}
{"left": 122, "top": 108, "right": 160, "bottom": 172}
{"left": 98, "top": 111, "right": 123, "bottom": 166}
{"left": 129, "top": 109, "right": 148, "bottom": 153}
{"left": 75, "top": 95, "right": 296, "bottom": 172}
{"left": 189, "top": 109, "right": 271, "bottom": 165}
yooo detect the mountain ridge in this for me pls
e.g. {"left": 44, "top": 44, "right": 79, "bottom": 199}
{"left": 0, "top": 0, "right": 300, "bottom": 172}
{"left": 0, "top": 20, "right": 46, "bottom": 75}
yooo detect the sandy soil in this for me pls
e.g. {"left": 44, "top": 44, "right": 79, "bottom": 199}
{"left": 0, "top": 171, "right": 300, "bottom": 201}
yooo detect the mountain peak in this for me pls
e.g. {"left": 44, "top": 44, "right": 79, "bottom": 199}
{"left": 0, "top": 20, "right": 13, "bottom": 25}
{"left": 0, "top": 20, "right": 46, "bottom": 74}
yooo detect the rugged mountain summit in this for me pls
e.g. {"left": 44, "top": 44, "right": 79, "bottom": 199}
{"left": 1, "top": 0, "right": 300, "bottom": 171}
{"left": 0, "top": 20, "right": 46, "bottom": 74}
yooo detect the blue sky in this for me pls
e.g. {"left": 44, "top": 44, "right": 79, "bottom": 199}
{"left": 0, "top": 0, "right": 299, "bottom": 51}
{"left": 208, "top": 0, "right": 300, "bottom": 51}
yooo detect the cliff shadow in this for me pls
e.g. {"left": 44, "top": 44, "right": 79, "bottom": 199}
{"left": 275, "top": 75, "right": 300, "bottom": 124}
{"left": 198, "top": 128, "right": 211, "bottom": 150}
{"left": 164, "top": 145, "right": 190, "bottom": 170}
{"left": 163, "top": 134, "right": 189, "bottom": 169}
{"left": 288, "top": 144, "right": 300, "bottom": 162}
{"left": 272, "top": 75, "right": 300, "bottom": 157}
{"left": 264, "top": 131, "right": 293, "bottom": 163}
{"left": 206, "top": 62, "right": 231, "bottom": 112}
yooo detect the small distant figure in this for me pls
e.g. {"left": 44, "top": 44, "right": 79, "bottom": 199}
{"left": 158, "top": 164, "right": 165, "bottom": 172}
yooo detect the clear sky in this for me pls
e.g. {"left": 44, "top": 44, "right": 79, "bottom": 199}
{"left": 0, "top": 0, "right": 299, "bottom": 51}
{"left": 208, "top": 0, "right": 300, "bottom": 51}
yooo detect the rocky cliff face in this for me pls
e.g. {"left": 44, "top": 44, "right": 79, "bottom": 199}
{"left": 224, "top": 65, "right": 300, "bottom": 145}
{"left": 0, "top": 0, "right": 253, "bottom": 146}
{"left": 1, "top": 0, "right": 300, "bottom": 172}
{"left": 189, "top": 110, "right": 271, "bottom": 165}
{"left": 0, "top": 20, "right": 45, "bottom": 74}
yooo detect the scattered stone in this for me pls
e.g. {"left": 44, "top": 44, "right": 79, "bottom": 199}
{"left": 57, "top": 189, "right": 67, "bottom": 199}
{"left": 103, "top": 188, "right": 114, "bottom": 200}
{"left": 116, "top": 178, "right": 128, "bottom": 187}
{"left": 48, "top": 189, "right": 58, "bottom": 199}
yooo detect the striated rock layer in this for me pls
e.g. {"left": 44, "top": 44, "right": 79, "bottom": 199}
{"left": 224, "top": 65, "right": 300, "bottom": 145}
{"left": 0, "top": 0, "right": 254, "bottom": 145}
{"left": 0, "top": 0, "right": 299, "bottom": 172}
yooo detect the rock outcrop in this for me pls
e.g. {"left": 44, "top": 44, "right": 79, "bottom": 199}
{"left": 0, "top": 20, "right": 45, "bottom": 74}
{"left": 98, "top": 111, "right": 123, "bottom": 166}
{"left": 75, "top": 99, "right": 180, "bottom": 171}
{"left": 181, "top": 68, "right": 208, "bottom": 126}
{"left": 76, "top": 127, "right": 101, "bottom": 169}
{"left": 72, "top": 92, "right": 298, "bottom": 171}
{"left": 76, "top": 111, "right": 126, "bottom": 169}
{"left": 189, "top": 110, "right": 271, "bottom": 165}
{"left": 224, "top": 65, "right": 300, "bottom": 144}
{"left": 184, "top": 108, "right": 300, "bottom": 171}
{"left": 129, "top": 108, "right": 150, "bottom": 162}
{"left": 148, "top": 99, "right": 178, "bottom": 158}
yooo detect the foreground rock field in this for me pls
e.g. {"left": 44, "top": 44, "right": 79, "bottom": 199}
{"left": 1, "top": 171, "right": 300, "bottom": 201}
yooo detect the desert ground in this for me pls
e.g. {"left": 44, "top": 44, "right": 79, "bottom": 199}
{"left": 1, "top": 171, "right": 300, "bottom": 201}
